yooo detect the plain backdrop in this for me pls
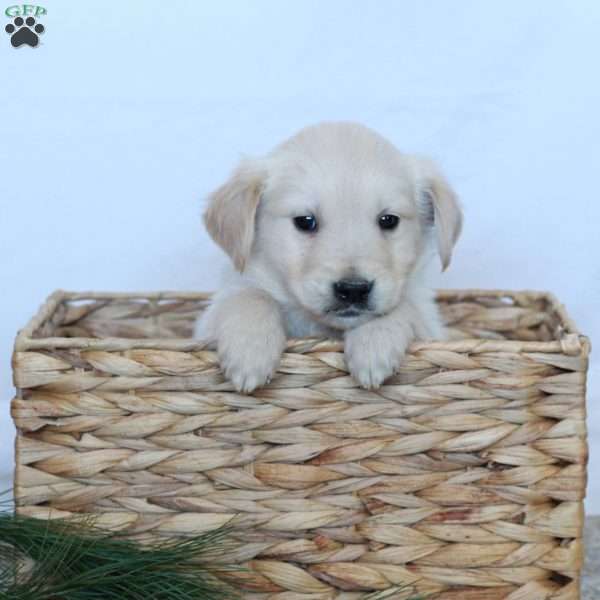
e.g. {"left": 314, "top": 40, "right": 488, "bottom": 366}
{"left": 1, "top": 0, "right": 599, "bottom": 510}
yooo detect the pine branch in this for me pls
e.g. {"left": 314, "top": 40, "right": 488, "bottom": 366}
{"left": 0, "top": 502, "right": 241, "bottom": 600}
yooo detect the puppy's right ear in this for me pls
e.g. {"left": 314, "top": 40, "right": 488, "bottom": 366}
{"left": 203, "top": 160, "right": 265, "bottom": 272}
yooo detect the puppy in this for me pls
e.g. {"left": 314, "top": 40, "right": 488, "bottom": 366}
{"left": 197, "top": 122, "right": 462, "bottom": 393}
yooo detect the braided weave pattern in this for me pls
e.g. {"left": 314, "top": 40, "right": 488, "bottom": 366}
{"left": 12, "top": 290, "right": 589, "bottom": 599}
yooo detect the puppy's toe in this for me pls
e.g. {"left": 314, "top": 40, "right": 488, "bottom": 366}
{"left": 219, "top": 333, "right": 284, "bottom": 394}
{"left": 347, "top": 355, "right": 396, "bottom": 390}
{"left": 221, "top": 352, "right": 277, "bottom": 393}
{"left": 344, "top": 327, "right": 406, "bottom": 389}
{"left": 228, "top": 372, "right": 257, "bottom": 394}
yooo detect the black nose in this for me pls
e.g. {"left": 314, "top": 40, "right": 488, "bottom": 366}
{"left": 333, "top": 278, "right": 373, "bottom": 305}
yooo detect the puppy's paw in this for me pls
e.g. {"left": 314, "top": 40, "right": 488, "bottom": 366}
{"left": 344, "top": 321, "right": 410, "bottom": 389}
{"left": 218, "top": 328, "right": 286, "bottom": 394}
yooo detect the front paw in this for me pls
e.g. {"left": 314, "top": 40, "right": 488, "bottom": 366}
{"left": 218, "top": 329, "right": 285, "bottom": 394}
{"left": 344, "top": 322, "right": 409, "bottom": 389}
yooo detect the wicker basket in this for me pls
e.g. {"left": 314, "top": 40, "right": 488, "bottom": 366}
{"left": 11, "top": 289, "right": 589, "bottom": 600}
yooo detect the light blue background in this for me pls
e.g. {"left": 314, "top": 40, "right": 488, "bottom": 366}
{"left": 1, "top": 1, "right": 599, "bottom": 510}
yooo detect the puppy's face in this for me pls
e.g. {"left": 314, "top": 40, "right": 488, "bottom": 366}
{"left": 204, "top": 122, "right": 461, "bottom": 331}
{"left": 254, "top": 154, "right": 423, "bottom": 330}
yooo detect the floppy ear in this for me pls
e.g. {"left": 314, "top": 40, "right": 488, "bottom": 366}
{"left": 203, "top": 160, "right": 265, "bottom": 272}
{"left": 418, "top": 159, "right": 463, "bottom": 271}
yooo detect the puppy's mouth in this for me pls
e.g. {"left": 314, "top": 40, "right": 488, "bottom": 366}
{"left": 325, "top": 304, "right": 374, "bottom": 319}
{"left": 331, "top": 307, "right": 366, "bottom": 318}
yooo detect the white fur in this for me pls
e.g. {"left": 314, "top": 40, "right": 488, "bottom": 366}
{"left": 197, "top": 122, "right": 462, "bottom": 392}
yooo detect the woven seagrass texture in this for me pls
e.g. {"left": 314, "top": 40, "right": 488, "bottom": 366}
{"left": 11, "top": 290, "right": 589, "bottom": 599}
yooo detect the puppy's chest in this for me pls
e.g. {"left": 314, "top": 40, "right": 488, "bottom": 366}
{"left": 281, "top": 305, "right": 341, "bottom": 339}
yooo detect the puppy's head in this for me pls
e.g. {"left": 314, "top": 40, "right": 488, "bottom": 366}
{"left": 204, "top": 122, "right": 462, "bottom": 330}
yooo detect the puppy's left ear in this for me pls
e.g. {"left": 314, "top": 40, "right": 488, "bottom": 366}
{"left": 417, "top": 159, "right": 463, "bottom": 271}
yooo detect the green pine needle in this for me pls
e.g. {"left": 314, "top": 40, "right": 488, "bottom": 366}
{"left": 0, "top": 498, "right": 241, "bottom": 600}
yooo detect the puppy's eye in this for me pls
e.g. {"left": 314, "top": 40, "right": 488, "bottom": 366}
{"left": 378, "top": 214, "right": 400, "bottom": 230}
{"left": 293, "top": 215, "right": 318, "bottom": 232}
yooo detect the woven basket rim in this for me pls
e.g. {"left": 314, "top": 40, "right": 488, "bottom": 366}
{"left": 14, "top": 288, "right": 589, "bottom": 357}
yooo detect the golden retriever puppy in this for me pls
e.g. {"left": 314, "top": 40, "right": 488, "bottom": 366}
{"left": 197, "top": 122, "right": 462, "bottom": 392}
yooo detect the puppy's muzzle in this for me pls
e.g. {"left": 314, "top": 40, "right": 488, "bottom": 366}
{"left": 332, "top": 278, "right": 373, "bottom": 309}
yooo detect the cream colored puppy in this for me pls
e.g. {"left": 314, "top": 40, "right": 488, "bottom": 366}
{"left": 197, "top": 122, "right": 462, "bottom": 393}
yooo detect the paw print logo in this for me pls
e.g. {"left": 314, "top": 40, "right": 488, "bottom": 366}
{"left": 5, "top": 16, "right": 44, "bottom": 47}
